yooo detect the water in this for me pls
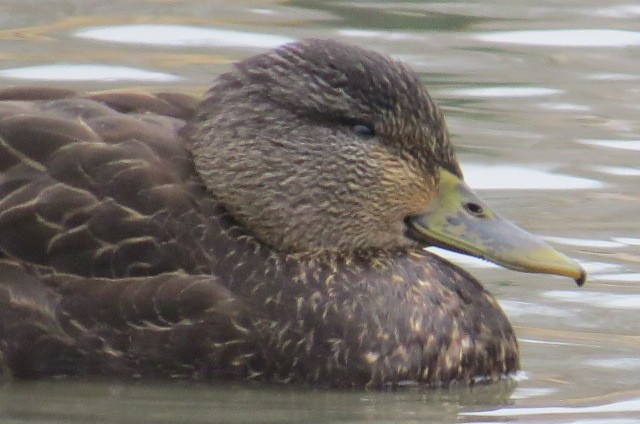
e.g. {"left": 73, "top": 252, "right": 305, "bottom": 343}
{"left": 1, "top": 0, "right": 639, "bottom": 422}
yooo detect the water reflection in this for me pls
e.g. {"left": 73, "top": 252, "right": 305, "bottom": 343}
{"left": 519, "top": 338, "right": 595, "bottom": 347}
{"left": 462, "top": 164, "right": 602, "bottom": 190}
{"left": 0, "top": 64, "right": 180, "bottom": 81}
{"left": 462, "top": 397, "right": 640, "bottom": 418}
{"left": 538, "top": 101, "right": 591, "bottom": 112}
{"left": 427, "top": 247, "right": 500, "bottom": 268}
{"left": 0, "top": 379, "right": 519, "bottom": 424}
{"left": 597, "top": 273, "right": 640, "bottom": 282}
{"left": 595, "top": 4, "right": 640, "bottom": 18}
{"left": 476, "top": 30, "right": 640, "bottom": 47}
{"left": 447, "top": 86, "right": 562, "bottom": 98}
{"left": 579, "top": 139, "right": 640, "bottom": 151}
{"left": 545, "top": 290, "right": 640, "bottom": 309}
{"left": 594, "top": 166, "right": 640, "bottom": 176}
{"left": 588, "top": 73, "right": 640, "bottom": 81}
{"left": 586, "top": 357, "right": 640, "bottom": 370}
{"left": 613, "top": 237, "right": 640, "bottom": 246}
{"left": 499, "top": 300, "right": 574, "bottom": 319}
{"left": 510, "top": 387, "right": 557, "bottom": 400}
{"left": 76, "top": 25, "right": 293, "bottom": 48}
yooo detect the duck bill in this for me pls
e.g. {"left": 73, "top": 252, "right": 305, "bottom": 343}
{"left": 407, "top": 168, "right": 586, "bottom": 286}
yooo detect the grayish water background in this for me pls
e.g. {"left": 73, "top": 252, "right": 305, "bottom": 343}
{"left": 1, "top": 1, "right": 639, "bottom": 422}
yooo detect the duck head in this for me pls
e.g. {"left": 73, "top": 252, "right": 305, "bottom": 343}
{"left": 187, "top": 39, "right": 585, "bottom": 285}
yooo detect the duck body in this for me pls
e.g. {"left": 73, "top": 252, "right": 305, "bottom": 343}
{"left": 0, "top": 40, "right": 582, "bottom": 387}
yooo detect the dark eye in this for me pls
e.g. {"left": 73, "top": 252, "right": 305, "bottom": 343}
{"left": 353, "top": 124, "right": 375, "bottom": 138}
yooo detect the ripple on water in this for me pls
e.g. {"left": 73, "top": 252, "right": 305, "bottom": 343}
{"left": 578, "top": 139, "right": 640, "bottom": 151}
{"left": 594, "top": 166, "right": 640, "bottom": 177}
{"left": 593, "top": 273, "right": 640, "bottom": 282}
{"left": 425, "top": 247, "right": 498, "bottom": 269}
{"left": 498, "top": 300, "right": 574, "bottom": 318}
{"left": 0, "top": 64, "right": 181, "bottom": 82}
{"left": 461, "top": 397, "right": 640, "bottom": 418}
{"left": 445, "top": 86, "right": 561, "bottom": 98}
{"left": 337, "top": 29, "right": 420, "bottom": 41}
{"left": 461, "top": 164, "right": 603, "bottom": 190}
{"left": 544, "top": 290, "right": 640, "bottom": 309}
{"left": 588, "top": 73, "right": 640, "bottom": 81}
{"left": 464, "top": 417, "right": 640, "bottom": 423}
{"left": 595, "top": 4, "right": 640, "bottom": 18}
{"left": 575, "top": 260, "right": 622, "bottom": 275}
{"left": 586, "top": 357, "right": 640, "bottom": 370}
{"left": 519, "top": 338, "right": 597, "bottom": 348}
{"left": 75, "top": 25, "right": 293, "bottom": 48}
{"left": 538, "top": 101, "right": 591, "bottom": 111}
{"left": 476, "top": 29, "right": 640, "bottom": 47}
{"left": 543, "top": 236, "right": 626, "bottom": 249}
{"left": 509, "top": 387, "right": 557, "bottom": 400}
{"left": 613, "top": 237, "right": 640, "bottom": 246}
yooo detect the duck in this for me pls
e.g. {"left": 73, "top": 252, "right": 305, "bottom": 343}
{"left": 0, "top": 39, "right": 585, "bottom": 388}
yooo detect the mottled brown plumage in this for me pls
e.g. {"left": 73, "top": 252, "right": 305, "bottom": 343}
{"left": 0, "top": 39, "right": 563, "bottom": 387}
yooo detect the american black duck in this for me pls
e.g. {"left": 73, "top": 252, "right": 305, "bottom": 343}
{"left": 0, "top": 39, "right": 585, "bottom": 388}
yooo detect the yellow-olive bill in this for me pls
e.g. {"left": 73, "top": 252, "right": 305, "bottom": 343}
{"left": 406, "top": 168, "right": 586, "bottom": 286}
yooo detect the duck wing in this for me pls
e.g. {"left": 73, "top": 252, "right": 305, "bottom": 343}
{"left": 0, "top": 259, "right": 255, "bottom": 378}
{"left": 0, "top": 88, "right": 259, "bottom": 378}
{"left": 0, "top": 87, "right": 214, "bottom": 277}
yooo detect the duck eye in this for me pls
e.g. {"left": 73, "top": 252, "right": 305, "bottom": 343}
{"left": 353, "top": 124, "right": 375, "bottom": 138}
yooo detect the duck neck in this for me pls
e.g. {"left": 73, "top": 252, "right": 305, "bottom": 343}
{"left": 201, "top": 198, "right": 418, "bottom": 297}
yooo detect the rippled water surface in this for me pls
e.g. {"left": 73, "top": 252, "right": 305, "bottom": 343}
{"left": 1, "top": 1, "right": 639, "bottom": 423}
